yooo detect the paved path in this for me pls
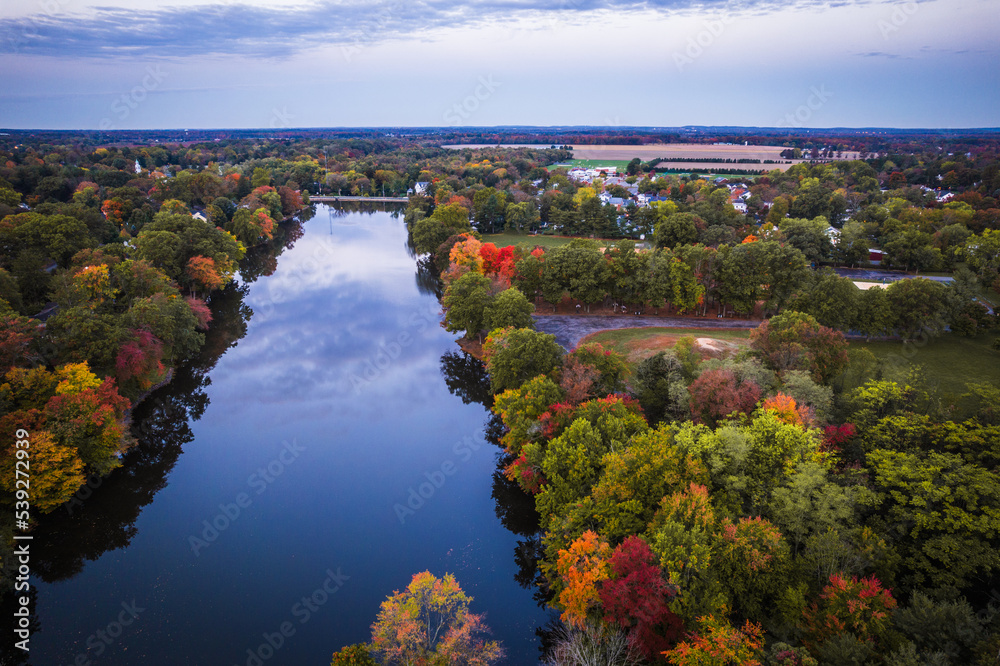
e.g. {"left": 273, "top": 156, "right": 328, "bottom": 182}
{"left": 533, "top": 314, "right": 761, "bottom": 350}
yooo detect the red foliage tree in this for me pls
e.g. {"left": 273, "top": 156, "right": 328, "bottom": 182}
{"left": 0, "top": 316, "right": 39, "bottom": 374}
{"left": 599, "top": 536, "right": 683, "bottom": 660}
{"left": 802, "top": 573, "right": 897, "bottom": 650}
{"left": 115, "top": 329, "right": 165, "bottom": 389}
{"left": 688, "top": 368, "right": 762, "bottom": 426}
{"left": 185, "top": 297, "right": 213, "bottom": 330}
{"left": 822, "top": 423, "right": 856, "bottom": 452}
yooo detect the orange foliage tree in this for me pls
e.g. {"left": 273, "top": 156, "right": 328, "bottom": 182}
{"left": 663, "top": 615, "right": 764, "bottom": 666}
{"left": 369, "top": 571, "right": 503, "bottom": 666}
{"left": 556, "top": 530, "right": 612, "bottom": 628}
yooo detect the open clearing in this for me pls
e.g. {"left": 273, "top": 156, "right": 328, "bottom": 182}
{"left": 852, "top": 332, "right": 1000, "bottom": 397}
{"left": 579, "top": 326, "right": 751, "bottom": 363}
{"left": 482, "top": 232, "right": 634, "bottom": 249}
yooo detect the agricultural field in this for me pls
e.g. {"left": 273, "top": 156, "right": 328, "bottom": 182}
{"left": 579, "top": 326, "right": 751, "bottom": 363}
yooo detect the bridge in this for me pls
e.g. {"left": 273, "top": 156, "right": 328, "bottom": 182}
{"left": 311, "top": 196, "right": 409, "bottom": 203}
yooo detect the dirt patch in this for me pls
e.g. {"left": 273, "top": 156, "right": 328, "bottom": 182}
{"left": 456, "top": 337, "right": 484, "bottom": 360}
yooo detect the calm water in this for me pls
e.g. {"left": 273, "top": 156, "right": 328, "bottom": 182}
{"left": 25, "top": 205, "right": 550, "bottom": 665}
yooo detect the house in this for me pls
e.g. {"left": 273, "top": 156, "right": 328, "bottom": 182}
{"left": 732, "top": 199, "right": 748, "bottom": 214}
{"left": 868, "top": 248, "right": 884, "bottom": 266}
{"left": 414, "top": 181, "right": 431, "bottom": 195}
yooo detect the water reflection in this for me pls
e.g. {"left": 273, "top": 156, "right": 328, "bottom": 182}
{"left": 439, "top": 350, "right": 492, "bottom": 408}
{"left": 18, "top": 206, "right": 550, "bottom": 665}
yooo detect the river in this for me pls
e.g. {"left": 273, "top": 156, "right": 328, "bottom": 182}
{"left": 24, "top": 204, "right": 550, "bottom": 665}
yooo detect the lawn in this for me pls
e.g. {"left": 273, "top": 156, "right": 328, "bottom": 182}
{"left": 580, "top": 326, "right": 751, "bottom": 363}
{"left": 851, "top": 331, "right": 1000, "bottom": 397}
{"left": 482, "top": 233, "right": 626, "bottom": 250}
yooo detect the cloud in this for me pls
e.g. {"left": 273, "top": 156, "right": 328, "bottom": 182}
{"left": 855, "top": 50, "right": 911, "bottom": 59}
{"left": 0, "top": 0, "right": 871, "bottom": 59}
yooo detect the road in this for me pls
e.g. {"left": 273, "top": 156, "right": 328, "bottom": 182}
{"left": 533, "top": 314, "right": 761, "bottom": 350}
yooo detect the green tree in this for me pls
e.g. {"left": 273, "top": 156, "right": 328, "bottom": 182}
{"left": 868, "top": 448, "right": 1000, "bottom": 591}
{"left": 482, "top": 327, "right": 563, "bottom": 394}
{"left": 483, "top": 287, "right": 534, "bottom": 331}
{"left": 442, "top": 272, "right": 492, "bottom": 341}
{"left": 504, "top": 201, "right": 538, "bottom": 234}
{"left": 779, "top": 217, "right": 833, "bottom": 264}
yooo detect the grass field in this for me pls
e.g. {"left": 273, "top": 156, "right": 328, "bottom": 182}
{"left": 851, "top": 332, "right": 1000, "bottom": 396}
{"left": 482, "top": 233, "right": 627, "bottom": 249}
{"left": 580, "top": 326, "right": 751, "bottom": 363}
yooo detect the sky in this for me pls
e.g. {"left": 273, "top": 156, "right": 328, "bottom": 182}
{"left": 0, "top": 0, "right": 997, "bottom": 129}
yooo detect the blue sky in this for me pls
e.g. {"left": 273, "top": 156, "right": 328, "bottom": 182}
{"left": 0, "top": 0, "right": 997, "bottom": 129}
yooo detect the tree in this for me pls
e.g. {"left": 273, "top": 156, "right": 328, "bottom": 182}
{"left": 779, "top": 217, "right": 833, "bottom": 264}
{"left": 483, "top": 288, "right": 534, "bottom": 332}
{"left": 884, "top": 277, "right": 950, "bottom": 339}
{"left": 555, "top": 530, "right": 612, "bottom": 628}
{"left": 788, "top": 269, "right": 859, "bottom": 332}
{"left": 504, "top": 201, "right": 538, "bottom": 234}
{"left": 185, "top": 255, "right": 223, "bottom": 295}
{"left": 412, "top": 204, "right": 472, "bottom": 255}
{"left": 493, "top": 374, "right": 564, "bottom": 455}
{"left": 599, "top": 536, "right": 682, "bottom": 659}
{"left": 867, "top": 448, "right": 1000, "bottom": 591}
{"left": 565, "top": 343, "right": 629, "bottom": 396}
{"left": 442, "top": 272, "right": 491, "bottom": 341}
{"left": 663, "top": 615, "right": 764, "bottom": 666}
{"left": 687, "top": 368, "right": 762, "bottom": 427}
{"left": 330, "top": 644, "right": 377, "bottom": 666}
{"left": 884, "top": 228, "right": 940, "bottom": 273}
{"left": 482, "top": 327, "right": 563, "bottom": 394}
{"left": 964, "top": 229, "right": 1000, "bottom": 287}
{"left": 655, "top": 213, "right": 700, "bottom": 250}
{"left": 369, "top": 571, "right": 503, "bottom": 666}
{"left": 801, "top": 574, "right": 896, "bottom": 651}
{"left": 749, "top": 311, "right": 848, "bottom": 383}
{"left": 630, "top": 351, "right": 688, "bottom": 424}
{"left": 0, "top": 430, "right": 85, "bottom": 513}
{"left": 228, "top": 208, "right": 275, "bottom": 247}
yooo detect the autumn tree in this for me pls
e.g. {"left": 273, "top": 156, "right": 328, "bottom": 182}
{"left": 801, "top": 574, "right": 896, "bottom": 651}
{"left": 687, "top": 368, "right": 762, "bottom": 427}
{"left": 662, "top": 615, "right": 764, "bottom": 666}
{"left": 599, "top": 535, "right": 683, "bottom": 659}
{"left": 369, "top": 571, "right": 503, "bottom": 666}
{"left": 749, "top": 311, "right": 848, "bottom": 383}
{"left": 555, "top": 530, "right": 612, "bottom": 629}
